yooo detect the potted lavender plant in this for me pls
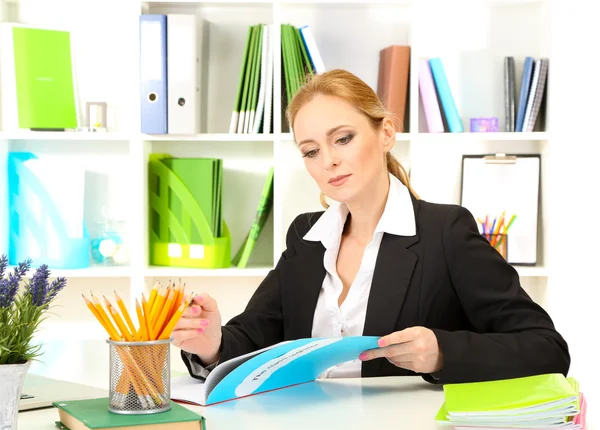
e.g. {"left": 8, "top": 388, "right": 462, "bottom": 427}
{"left": 0, "top": 254, "right": 66, "bottom": 430}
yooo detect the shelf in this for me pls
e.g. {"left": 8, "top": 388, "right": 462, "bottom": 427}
{"left": 6, "top": 265, "right": 131, "bottom": 278}
{"left": 144, "top": 266, "right": 273, "bottom": 278}
{"left": 142, "top": 133, "right": 277, "bottom": 142}
{"left": 515, "top": 266, "right": 548, "bottom": 277}
{"left": 0, "top": 131, "right": 132, "bottom": 141}
{"left": 416, "top": 132, "right": 549, "bottom": 142}
{"left": 279, "top": 132, "right": 414, "bottom": 142}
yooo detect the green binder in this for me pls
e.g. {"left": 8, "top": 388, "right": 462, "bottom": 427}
{"left": 10, "top": 26, "right": 78, "bottom": 130}
{"left": 53, "top": 397, "right": 205, "bottom": 429}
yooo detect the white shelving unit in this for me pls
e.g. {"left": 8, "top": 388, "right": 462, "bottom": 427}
{"left": 0, "top": 0, "right": 554, "bottom": 337}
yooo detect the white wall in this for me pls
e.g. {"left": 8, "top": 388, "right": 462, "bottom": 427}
{"left": 2, "top": 1, "right": 598, "bottom": 421}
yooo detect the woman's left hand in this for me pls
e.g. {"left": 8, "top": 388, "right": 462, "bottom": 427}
{"left": 358, "top": 326, "right": 444, "bottom": 374}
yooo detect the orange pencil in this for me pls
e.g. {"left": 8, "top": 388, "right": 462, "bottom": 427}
{"left": 153, "top": 288, "right": 175, "bottom": 336}
{"left": 158, "top": 295, "right": 192, "bottom": 340}
{"left": 135, "top": 299, "right": 148, "bottom": 342}
{"left": 82, "top": 294, "right": 119, "bottom": 341}
{"left": 91, "top": 293, "right": 122, "bottom": 341}
{"left": 114, "top": 291, "right": 137, "bottom": 340}
{"left": 104, "top": 297, "right": 134, "bottom": 342}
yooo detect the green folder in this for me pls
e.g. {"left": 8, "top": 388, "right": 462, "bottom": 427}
{"left": 444, "top": 373, "right": 578, "bottom": 414}
{"left": 12, "top": 26, "right": 78, "bottom": 129}
{"left": 162, "top": 158, "right": 221, "bottom": 241}
{"left": 238, "top": 25, "right": 258, "bottom": 132}
{"left": 435, "top": 373, "right": 580, "bottom": 428}
{"left": 229, "top": 25, "right": 253, "bottom": 133}
{"left": 232, "top": 167, "right": 274, "bottom": 268}
{"left": 247, "top": 24, "right": 263, "bottom": 130}
{"left": 53, "top": 397, "right": 205, "bottom": 429}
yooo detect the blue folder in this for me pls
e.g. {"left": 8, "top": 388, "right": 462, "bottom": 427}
{"left": 139, "top": 14, "right": 167, "bottom": 134}
{"left": 515, "top": 57, "right": 534, "bottom": 132}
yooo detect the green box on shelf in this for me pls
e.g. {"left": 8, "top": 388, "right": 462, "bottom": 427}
{"left": 148, "top": 154, "right": 231, "bottom": 269}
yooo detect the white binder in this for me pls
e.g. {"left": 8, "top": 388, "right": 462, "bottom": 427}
{"left": 167, "top": 14, "right": 201, "bottom": 135}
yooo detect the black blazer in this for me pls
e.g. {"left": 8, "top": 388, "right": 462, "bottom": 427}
{"left": 185, "top": 195, "right": 570, "bottom": 385}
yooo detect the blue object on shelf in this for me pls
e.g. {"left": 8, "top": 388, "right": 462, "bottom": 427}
{"left": 7, "top": 152, "right": 90, "bottom": 269}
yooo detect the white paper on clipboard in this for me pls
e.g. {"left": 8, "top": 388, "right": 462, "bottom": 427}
{"left": 460, "top": 154, "right": 540, "bottom": 265}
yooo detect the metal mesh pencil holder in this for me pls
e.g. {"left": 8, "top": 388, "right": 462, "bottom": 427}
{"left": 106, "top": 338, "right": 172, "bottom": 414}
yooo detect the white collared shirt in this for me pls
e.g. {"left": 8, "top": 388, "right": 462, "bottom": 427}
{"left": 303, "top": 173, "right": 416, "bottom": 378}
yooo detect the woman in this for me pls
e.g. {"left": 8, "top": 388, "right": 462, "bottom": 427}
{"left": 173, "top": 69, "right": 569, "bottom": 384}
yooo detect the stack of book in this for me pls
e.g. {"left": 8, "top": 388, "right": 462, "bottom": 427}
{"left": 504, "top": 56, "right": 549, "bottom": 132}
{"left": 436, "top": 373, "right": 587, "bottom": 429}
{"left": 377, "top": 45, "right": 411, "bottom": 133}
{"left": 418, "top": 57, "right": 463, "bottom": 133}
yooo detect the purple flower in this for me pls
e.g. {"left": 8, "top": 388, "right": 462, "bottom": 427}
{"left": 0, "top": 254, "right": 7, "bottom": 279}
{"left": 27, "top": 264, "right": 66, "bottom": 307}
{"left": 0, "top": 258, "right": 31, "bottom": 308}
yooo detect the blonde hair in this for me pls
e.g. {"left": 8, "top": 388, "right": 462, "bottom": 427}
{"left": 285, "top": 69, "right": 419, "bottom": 208}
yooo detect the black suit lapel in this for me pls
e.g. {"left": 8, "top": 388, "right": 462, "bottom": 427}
{"left": 362, "top": 232, "right": 419, "bottom": 375}
{"left": 286, "top": 240, "right": 326, "bottom": 339}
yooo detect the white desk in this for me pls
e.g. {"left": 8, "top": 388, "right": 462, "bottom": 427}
{"left": 19, "top": 376, "right": 446, "bottom": 430}
{"left": 17, "top": 338, "right": 597, "bottom": 430}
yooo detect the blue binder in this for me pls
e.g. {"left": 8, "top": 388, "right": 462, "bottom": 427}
{"left": 140, "top": 14, "right": 167, "bottom": 134}
{"left": 515, "top": 57, "right": 534, "bottom": 132}
{"left": 429, "top": 58, "right": 464, "bottom": 133}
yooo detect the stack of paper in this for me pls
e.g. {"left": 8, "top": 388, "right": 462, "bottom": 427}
{"left": 436, "top": 374, "right": 586, "bottom": 429}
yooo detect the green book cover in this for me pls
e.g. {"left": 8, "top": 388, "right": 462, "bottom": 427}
{"left": 52, "top": 397, "right": 205, "bottom": 429}
{"left": 230, "top": 26, "right": 253, "bottom": 124}
{"left": 247, "top": 24, "right": 264, "bottom": 123}
{"left": 238, "top": 25, "right": 258, "bottom": 132}
{"left": 443, "top": 373, "right": 578, "bottom": 414}
{"left": 296, "top": 27, "right": 314, "bottom": 76}
{"left": 12, "top": 26, "right": 78, "bottom": 129}
{"left": 162, "top": 158, "right": 218, "bottom": 242}
{"left": 233, "top": 167, "right": 274, "bottom": 268}
{"left": 281, "top": 24, "right": 293, "bottom": 103}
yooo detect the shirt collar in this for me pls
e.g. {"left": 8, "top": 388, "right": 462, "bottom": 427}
{"left": 303, "top": 173, "right": 416, "bottom": 249}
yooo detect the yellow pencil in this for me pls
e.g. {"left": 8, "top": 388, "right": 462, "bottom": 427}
{"left": 153, "top": 288, "right": 175, "bottom": 336}
{"left": 147, "top": 281, "right": 160, "bottom": 313}
{"left": 158, "top": 295, "right": 192, "bottom": 340}
{"left": 82, "top": 294, "right": 119, "bottom": 341}
{"left": 135, "top": 299, "right": 148, "bottom": 342}
{"left": 104, "top": 297, "right": 134, "bottom": 342}
{"left": 150, "top": 285, "right": 168, "bottom": 327}
{"left": 114, "top": 291, "right": 137, "bottom": 340}
{"left": 142, "top": 293, "right": 155, "bottom": 340}
{"left": 91, "top": 293, "right": 122, "bottom": 341}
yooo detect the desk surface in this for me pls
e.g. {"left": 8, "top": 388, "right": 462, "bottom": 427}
{"left": 19, "top": 376, "right": 446, "bottom": 430}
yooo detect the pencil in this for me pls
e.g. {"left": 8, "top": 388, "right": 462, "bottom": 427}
{"left": 158, "top": 295, "right": 192, "bottom": 340}
{"left": 104, "top": 297, "right": 134, "bottom": 342}
{"left": 114, "top": 291, "right": 137, "bottom": 340}
{"left": 91, "top": 293, "right": 122, "bottom": 341}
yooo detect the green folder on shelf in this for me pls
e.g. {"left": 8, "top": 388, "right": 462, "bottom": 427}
{"left": 3, "top": 24, "right": 78, "bottom": 130}
{"left": 53, "top": 397, "right": 205, "bottom": 429}
{"left": 149, "top": 154, "right": 230, "bottom": 269}
{"left": 436, "top": 373, "right": 581, "bottom": 428}
{"left": 232, "top": 167, "right": 274, "bottom": 268}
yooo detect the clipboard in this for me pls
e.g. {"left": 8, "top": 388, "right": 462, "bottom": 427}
{"left": 459, "top": 153, "right": 541, "bottom": 265}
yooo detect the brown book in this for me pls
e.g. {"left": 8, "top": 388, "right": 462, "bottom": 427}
{"left": 377, "top": 45, "right": 411, "bottom": 132}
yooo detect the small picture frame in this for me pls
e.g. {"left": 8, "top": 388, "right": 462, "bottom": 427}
{"left": 85, "top": 102, "right": 107, "bottom": 131}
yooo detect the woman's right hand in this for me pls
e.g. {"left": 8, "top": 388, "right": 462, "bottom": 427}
{"left": 172, "top": 293, "right": 222, "bottom": 365}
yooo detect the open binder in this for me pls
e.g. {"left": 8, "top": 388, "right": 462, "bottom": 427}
{"left": 460, "top": 154, "right": 541, "bottom": 265}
